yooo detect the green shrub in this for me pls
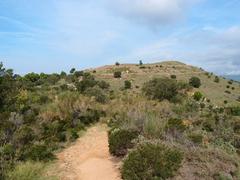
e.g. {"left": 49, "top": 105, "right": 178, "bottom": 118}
{"left": 114, "top": 71, "right": 122, "bottom": 78}
{"left": 76, "top": 73, "right": 97, "bottom": 93}
{"left": 23, "top": 144, "right": 55, "bottom": 161}
{"left": 6, "top": 161, "right": 51, "bottom": 180}
{"left": 108, "top": 129, "right": 138, "bottom": 156}
{"left": 85, "top": 86, "right": 108, "bottom": 103}
{"left": 142, "top": 78, "right": 179, "bottom": 102}
{"left": 225, "top": 90, "right": 231, "bottom": 94}
{"left": 230, "top": 107, "right": 240, "bottom": 116}
{"left": 189, "top": 77, "right": 201, "bottom": 88}
{"left": 97, "top": 80, "right": 110, "bottom": 89}
{"left": 124, "top": 80, "right": 131, "bottom": 89}
{"left": 115, "top": 62, "right": 120, "bottom": 66}
{"left": 79, "top": 109, "right": 102, "bottom": 125}
{"left": 193, "top": 91, "right": 203, "bottom": 101}
{"left": 188, "top": 133, "right": 203, "bottom": 144}
{"left": 170, "top": 75, "right": 177, "bottom": 79}
{"left": 70, "top": 129, "right": 79, "bottom": 141}
{"left": 122, "top": 142, "right": 183, "bottom": 179}
{"left": 165, "top": 118, "right": 186, "bottom": 132}
{"left": 214, "top": 76, "right": 220, "bottom": 83}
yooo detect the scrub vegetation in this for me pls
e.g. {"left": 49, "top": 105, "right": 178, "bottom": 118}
{"left": 1, "top": 61, "right": 240, "bottom": 179}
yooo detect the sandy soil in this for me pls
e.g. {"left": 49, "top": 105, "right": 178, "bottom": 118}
{"left": 56, "top": 124, "right": 121, "bottom": 180}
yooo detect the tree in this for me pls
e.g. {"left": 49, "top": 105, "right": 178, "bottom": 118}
{"left": 70, "top": 68, "right": 76, "bottom": 74}
{"left": 142, "top": 78, "right": 179, "bottom": 101}
{"left": 115, "top": 62, "right": 120, "bottom": 66}
{"left": 139, "top": 60, "right": 143, "bottom": 66}
{"left": 189, "top": 77, "right": 201, "bottom": 88}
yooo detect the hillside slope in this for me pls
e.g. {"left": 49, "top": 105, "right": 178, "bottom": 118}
{"left": 90, "top": 61, "right": 240, "bottom": 106}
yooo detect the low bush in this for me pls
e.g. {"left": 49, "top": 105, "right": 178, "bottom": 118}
{"left": 165, "top": 118, "right": 187, "bottom": 132}
{"left": 85, "top": 86, "right": 108, "bottom": 103}
{"left": 23, "top": 144, "right": 55, "bottom": 162}
{"left": 170, "top": 75, "right": 177, "bottom": 79}
{"left": 6, "top": 161, "right": 49, "bottom": 180}
{"left": 122, "top": 142, "right": 183, "bottom": 179}
{"left": 225, "top": 90, "right": 231, "bottom": 94}
{"left": 108, "top": 128, "right": 138, "bottom": 156}
{"left": 142, "top": 78, "right": 180, "bottom": 102}
{"left": 189, "top": 77, "right": 201, "bottom": 88}
{"left": 188, "top": 133, "right": 203, "bottom": 144}
{"left": 214, "top": 76, "right": 220, "bottom": 83}
{"left": 114, "top": 71, "right": 122, "bottom": 78}
{"left": 124, "top": 80, "right": 131, "bottom": 89}
{"left": 193, "top": 91, "right": 203, "bottom": 101}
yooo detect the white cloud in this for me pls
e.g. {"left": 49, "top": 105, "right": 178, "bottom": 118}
{"left": 107, "top": 0, "right": 199, "bottom": 26}
{"left": 123, "top": 26, "right": 240, "bottom": 75}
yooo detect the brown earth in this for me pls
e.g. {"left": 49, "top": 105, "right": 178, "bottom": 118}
{"left": 56, "top": 124, "right": 121, "bottom": 180}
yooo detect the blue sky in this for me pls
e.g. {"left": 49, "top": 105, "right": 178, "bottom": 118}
{"left": 0, "top": 0, "right": 240, "bottom": 75}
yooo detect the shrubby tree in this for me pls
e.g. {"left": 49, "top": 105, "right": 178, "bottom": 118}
{"left": 142, "top": 78, "right": 180, "bottom": 102}
{"left": 76, "top": 73, "right": 97, "bottom": 93}
{"left": 70, "top": 68, "right": 76, "bottom": 74}
{"left": 114, "top": 71, "right": 122, "bottom": 78}
{"left": 122, "top": 142, "right": 183, "bottom": 179}
{"left": 124, "top": 80, "right": 131, "bottom": 89}
{"left": 189, "top": 76, "right": 201, "bottom": 88}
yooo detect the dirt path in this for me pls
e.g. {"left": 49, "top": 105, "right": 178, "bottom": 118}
{"left": 56, "top": 124, "right": 121, "bottom": 180}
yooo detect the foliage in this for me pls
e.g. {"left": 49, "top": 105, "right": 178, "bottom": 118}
{"left": 142, "top": 78, "right": 181, "bottom": 102}
{"left": 193, "top": 91, "right": 203, "bottom": 101}
{"left": 114, "top": 71, "right": 122, "bottom": 78}
{"left": 171, "top": 74, "right": 177, "bottom": 79}
{"left": 108, "top": 128, "right": 138, "bottom": 156}
{"left": 122, "top": 142, "right": 183, "bottom": 180}
{"left": 85, "top": 86, "right": 108, "bottom": 103}
{"left": 214, "top": 76, "right": 220, "bottom": 83}
{"left": 188, "top": 133, "right": 203, "bottom": 144}
{"left": 189, "top": 76, "right": 201, "bottom": 88}
{"left": 165, "top": 118, "right": 187, "bottom": 132}
{"left": 124, "top": 80, "right": 131, "bottom": 89}
{"left": 6, "top": 161, "right": 55, "bottom": 180}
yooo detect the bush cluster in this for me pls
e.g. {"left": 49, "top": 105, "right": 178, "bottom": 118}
{"left": 142, "top": 78, "right": 184, "bottom": 102}
{"left": 122, "top": 142, "right": 183, "bottom": 179}
{"left": 189, "top": 76, "right": 201, "bottom": 88}
{"left": 108, "top": 128, "right": 139, "bottom": 156}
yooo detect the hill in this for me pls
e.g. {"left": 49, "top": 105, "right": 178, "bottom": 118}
{"left": 90, "top": 61, "right": 240, "bottom": 106}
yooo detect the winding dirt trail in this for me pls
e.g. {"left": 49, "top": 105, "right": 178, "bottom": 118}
{"left": 56, "top": 124, "right": 121, "bottom": 180}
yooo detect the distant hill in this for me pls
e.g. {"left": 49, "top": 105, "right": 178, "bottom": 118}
{"left": 88, "top": 61, "right": 240, "bottom": 106}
